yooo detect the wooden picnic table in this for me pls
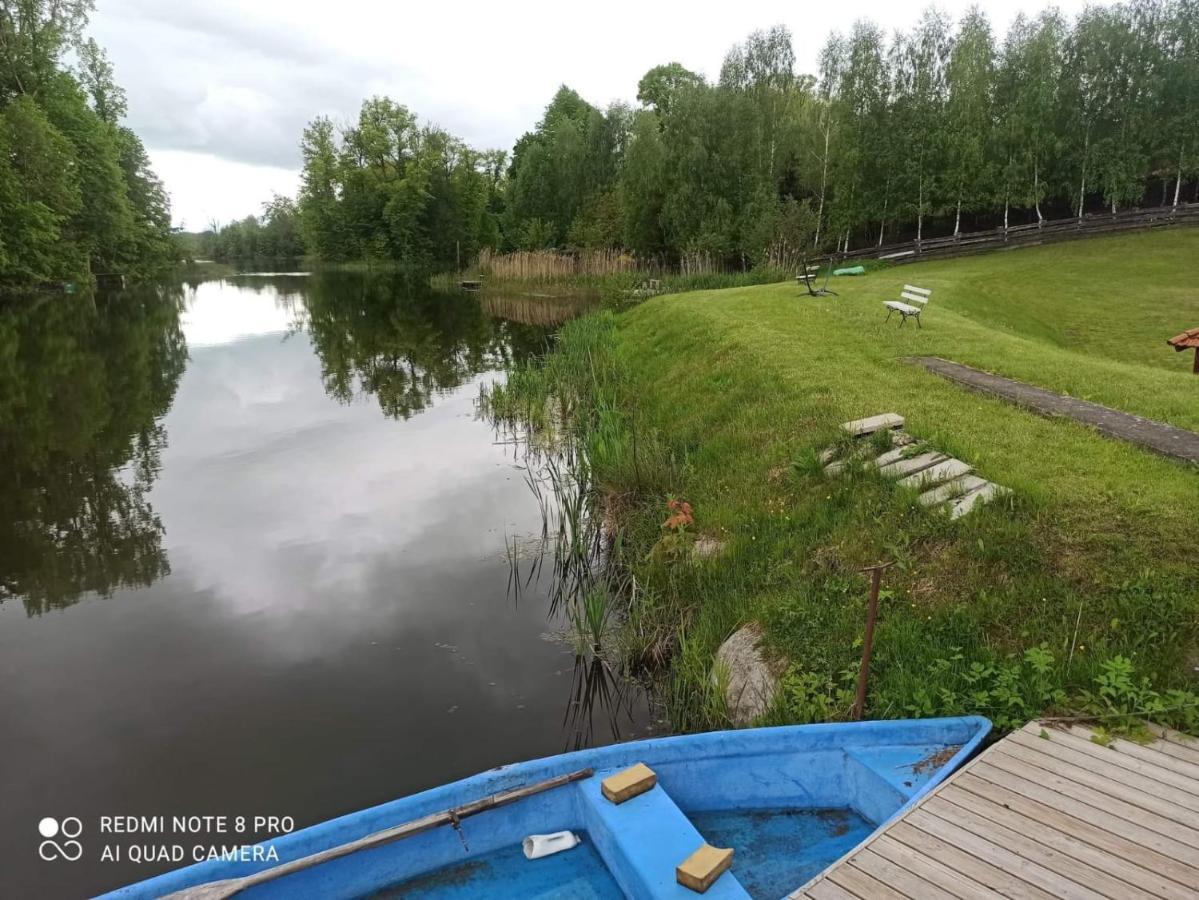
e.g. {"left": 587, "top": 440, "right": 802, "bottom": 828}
{"left": 1167, "top": 327, "right": 1199, "bottom": 374}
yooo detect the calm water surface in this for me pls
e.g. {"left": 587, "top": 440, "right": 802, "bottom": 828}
{"left": 0, "top": 272, "right": 651, "bottom": 898}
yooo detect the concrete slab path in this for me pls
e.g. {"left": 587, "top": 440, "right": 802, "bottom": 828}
{"left": 912, "top": 357, "right": 1199, "bottom": 466}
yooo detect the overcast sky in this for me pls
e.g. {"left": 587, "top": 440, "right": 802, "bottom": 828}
{"left": 90, "top": 0, "right": 1115, "bottom": 231}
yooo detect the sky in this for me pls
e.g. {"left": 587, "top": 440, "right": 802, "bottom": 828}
{"left": 89, "top": 0, "right": 1116, "bottom": 231}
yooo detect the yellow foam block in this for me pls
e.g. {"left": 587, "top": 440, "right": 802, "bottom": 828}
{"left": 599, "top": 762, "right": 656, "bottom": 804}
{"left": 676, "top": 843, "right": 734, "bottom": 893}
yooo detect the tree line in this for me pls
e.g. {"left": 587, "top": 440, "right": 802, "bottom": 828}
{"left": 0, "top": 1, "right": 176, "bottom": 288}
{"left": 217, "top": 0, "right": 1198, "bottom": 271}
{"left": 194, "top": 195, "right": 305, "bottom": 261}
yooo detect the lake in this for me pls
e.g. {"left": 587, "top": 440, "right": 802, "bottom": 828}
{"left": 0, "top": 271, "right": 652, "bottom": 898}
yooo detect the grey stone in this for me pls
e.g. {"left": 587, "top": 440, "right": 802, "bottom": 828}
{"left": 950, "top": 482, "right": 1008, "bottom": 519}
{"left": 899, "top": 457, "right": 973, "bottom": 489}
{"left": 713, "top": 622, "right": 785, "bottom": 726}
{"left": 879, "top": 451, "right": 947, "bottom": 478}
{"left": 842, "top": 413, "right": 905, "bottom": 437}
{"left": 869, "top": 443, "right": 924, "bottom": 469}
{"left": 918, "top": 474, "right": 987, "bottom": 506}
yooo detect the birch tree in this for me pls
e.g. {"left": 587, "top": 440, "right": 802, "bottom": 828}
{"left": 890, "top": 8, "right": 952, "bottom": 243}
{"left": 945, "top": 8, "right": 996, "bottom": 235}
{"left": 997, "top": 11, "right": 1065, "bottom": 226}
{"left": 1155, "top": 0, "right": 1198, "bottom": 209}
{"left": 828, "top": 21, "right": 889, "bottom": 250}
{"left": 812, "top": 34, "right": 845, "bottom": 247}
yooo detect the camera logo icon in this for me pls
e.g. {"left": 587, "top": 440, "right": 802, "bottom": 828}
{"left": 38, "top": 817, "right": 83, "bottom": 861}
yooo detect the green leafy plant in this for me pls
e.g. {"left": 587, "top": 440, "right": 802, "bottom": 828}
{"left": 903, "top": 644, "right": 1068, "bottom": 732}
{"left": 778, "top": 666, "right": 857, "bottom": 724}
{"left": 1078, "top": 656, "right": 1199, "bottom": 734}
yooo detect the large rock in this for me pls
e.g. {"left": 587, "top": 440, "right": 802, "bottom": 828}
{"left": 713, "top": 622, "right": 786, "bottom": 726}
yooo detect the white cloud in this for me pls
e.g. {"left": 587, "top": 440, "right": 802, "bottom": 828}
{"left": 91, "top": 0, "right": 1119, "bottom": 228}
{"left": 149, "top": 150, "right": 300, "bottom": 231}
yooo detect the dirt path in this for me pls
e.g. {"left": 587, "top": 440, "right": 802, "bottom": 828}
{"left": 912, "top": 356, "right": 1199, "bottom": 465}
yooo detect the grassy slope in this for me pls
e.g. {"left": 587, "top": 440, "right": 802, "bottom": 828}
{"left": 601, "top": 229, "right": 1198, "bottom": 730}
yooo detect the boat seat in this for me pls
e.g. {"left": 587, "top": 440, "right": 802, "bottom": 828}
{"left": 576, "top": 768, "right": 751, "bottom": 899}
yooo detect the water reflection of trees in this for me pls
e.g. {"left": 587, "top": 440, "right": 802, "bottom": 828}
{"left": 303, "top": 273, "right": 553, "bottom": 420}
{"left": 0, "top": 286, "right": 186, "bottom": 615}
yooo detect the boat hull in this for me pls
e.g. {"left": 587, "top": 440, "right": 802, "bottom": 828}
{"left": 102, "top": 716, "right": 989, "bottom": 899}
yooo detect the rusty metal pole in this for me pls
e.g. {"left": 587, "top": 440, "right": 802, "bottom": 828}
{"left": 852, "top": 562, "right": 892, "bottom": 721}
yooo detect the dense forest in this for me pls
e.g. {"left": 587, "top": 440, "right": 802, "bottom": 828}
{"left": 192, "top": 195, "right": 306, "bottom": 261}
{"left": 208, "top": 0, "right": 1196, "bottom": 271}
{"left": 0, "top": 1, "right": 175, "bottom": 288}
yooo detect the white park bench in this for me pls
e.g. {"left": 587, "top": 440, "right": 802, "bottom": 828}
{"left": 796, "top": 265, "right": 820, "bottom": 288}
{"left": 884, "top": 285, "right": 931, "bottom": 327}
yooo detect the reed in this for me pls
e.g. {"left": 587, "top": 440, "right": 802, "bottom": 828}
{"left": 477, "top": 293, "right": 597, "bottom": 327}
{"left": 474, "top": 248, "right": 788, "bottom": 284}
{"left": 478, "top": 248, "right": 666, "bottom": 281}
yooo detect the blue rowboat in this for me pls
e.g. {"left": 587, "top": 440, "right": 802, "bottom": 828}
{"left": 104, "top": 716, "right": 989, "bottom": 900}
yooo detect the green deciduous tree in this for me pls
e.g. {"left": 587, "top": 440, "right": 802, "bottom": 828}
{"left": 0, "top": 0, "right": 173, "bottom": 287}
{"left": 945, "top": 8, "right": 996, "bottom": 234}
{"left": 288, "top": 5, "right": 1199, "bottom": 271}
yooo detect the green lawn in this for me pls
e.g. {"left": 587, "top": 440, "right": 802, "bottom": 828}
{"left": 909, "top": 229, "right": 1199, "bottom": 374}
{"left": 496, "top": 230, "right": 1199, "bottom": 734}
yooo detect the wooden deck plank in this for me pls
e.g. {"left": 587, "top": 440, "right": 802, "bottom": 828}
{"left": 804, "top": 881, "right": 859, "bottom": 900}
{"left": 955, "top": 771, "right": 1199, "bottom": 892}
{"left": 919, "top": 799, "right": 1127, "bottom": 900}
{"left": 827, "top": 862, "right": 909, "bottom": 900}
{"left": 976, "top": 756, "right": 1199, "bottom": 853}
{"left": 1008, "top": 729, "right": 1199, "bottom": 807}
{"left": 1059, "top": 724, "right": 1199, "bottom": 781}
{"left": 798, "top": 720, "right": 1199, "bottom": 900}
{"left": 993, "top": 739, "right": 1199, "bottom": 828}
{"left": 888, "top": 821, "right": 1057, "bottom": 900}
{"left": 907, "top": 808, "right": 1105, "bottom": 900}
{"left": 941, "top": 784, "right": 1173, "bottom": 899}
{"left": 870, "top": 836, "right": 1001, "bottom": 900}
{"left": 1043, "top": 725, "right": 1199, "bottom": 792}
{"left": 1145, "top": 724, "right": 1199, "bottom": 764}
{"left": 850, "top": 848, "right": 961, "bottom": 900}
{"left": 887, "top": 824, "right": 1055, "bottom": 900}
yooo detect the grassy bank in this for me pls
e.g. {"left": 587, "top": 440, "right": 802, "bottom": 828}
{"left": 487, "top": 229, "right": 1199, "bottom": 736}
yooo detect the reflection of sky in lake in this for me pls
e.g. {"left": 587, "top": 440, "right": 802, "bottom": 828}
{"left": 180, "top": 278, "right": 306, "bottom": 346}
{"left": 0, "top": 277, "right": 651, "bottom": 900}
{"left": 159, "top": 330, "right": 523, "bottom": 634}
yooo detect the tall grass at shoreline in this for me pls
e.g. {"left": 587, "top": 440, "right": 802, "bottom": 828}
{"left": 459, "top": 248, "right": 802, "bottom": 303}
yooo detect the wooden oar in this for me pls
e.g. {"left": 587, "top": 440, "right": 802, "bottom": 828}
{"left": 164, "top": 767, "right": 594, "bottom": 899}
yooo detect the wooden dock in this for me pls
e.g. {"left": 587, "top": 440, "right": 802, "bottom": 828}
{"left": 792, "top": 720, "right": 1199, "bottom": 899}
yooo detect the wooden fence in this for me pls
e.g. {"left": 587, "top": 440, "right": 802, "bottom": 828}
{"left": 839, "top": 202, "right": 1199, "bottom": 265}
{"left": 475, "top": 203, "right": 1199, "bottom": 278}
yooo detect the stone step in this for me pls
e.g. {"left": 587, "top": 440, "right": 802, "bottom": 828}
{"left": 899, "top": 458, "right": 973, "bottom": 490}
{"left": 950, "top": 482, "right": 1007, "bottom": 519}
{"left": 841, "top": 413, "right": 904, "bottom": 437}
{"left": 868, "top": 443, "right": 924, "bottom": 469}
{"left": 918, "top": 474, "right": 988, "bottom": 506}
{"left": 879, "top": 451, "right": 947, "bottom": 479}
